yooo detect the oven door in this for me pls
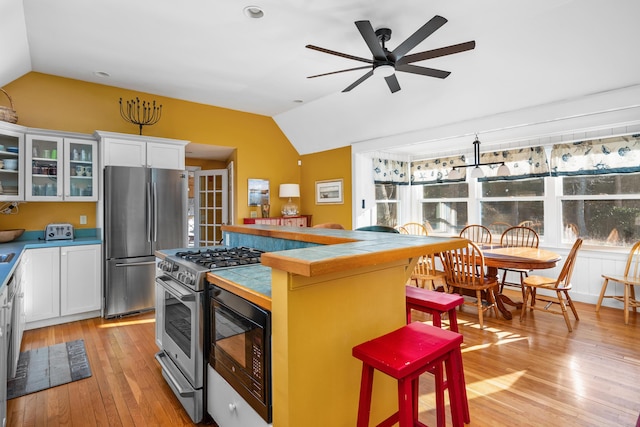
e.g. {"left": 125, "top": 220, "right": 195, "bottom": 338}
{"left": 155, "top": 275, "right": 204, "bottom": 388}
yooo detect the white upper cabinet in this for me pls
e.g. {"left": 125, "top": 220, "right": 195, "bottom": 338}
{"left": 25, "top": 134, "right": 98, "bottom": 201}
{"left": 96, "top": 131, "right": 188, "bottom": 170}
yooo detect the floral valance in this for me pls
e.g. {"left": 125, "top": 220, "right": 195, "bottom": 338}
{"left": 478, "top": 146, "right": 550, "bottom": 181}
{"left": 373, "top": 158, "right": 410, "bottom": 184}
{"left": 550, "top": 134, "right": 640, "bottom": 176}
{"left": 411, "top": 155, "right": 467, "bottom": 184}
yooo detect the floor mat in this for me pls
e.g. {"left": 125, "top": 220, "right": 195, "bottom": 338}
{"left": 7, "top": 339, "right": 92, "bottom": 399}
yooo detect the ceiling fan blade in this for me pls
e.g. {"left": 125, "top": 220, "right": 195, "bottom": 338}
{"left": 307, "top": 66, "right": 372, "bottom": 79}
{"left": 342, "top": 70, "right": 374, "bottom": 92}
{"left": 396, "top": 64, "right": 451, "bottom": 79}
{"left": 385, "top": 74, "right": 401, "bottom": 93}
{"left": 397, "top": 41, "right": 476, "bottom": 65}
{"left": 391, "top": 15, "right": 447, "bottom": 60}
{"left": 306, "top": 45, "right": 373, "bottom": 64}
{"left": 355, "top": 21, "right": 387, "bottom": 61}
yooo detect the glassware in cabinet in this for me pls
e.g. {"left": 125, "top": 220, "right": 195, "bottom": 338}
{"left": 26, "top": 135, "right": 63, "bottom": 201}
{"left": 0, "top": 128, "right": 24, "bottom": 201}
{"left": 65, "top": 138, "right": 97, "bottom": 200}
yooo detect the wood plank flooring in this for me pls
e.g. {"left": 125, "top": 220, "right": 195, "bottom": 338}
{"left": 7, "top": 292, "right": 640, "bottom": 426}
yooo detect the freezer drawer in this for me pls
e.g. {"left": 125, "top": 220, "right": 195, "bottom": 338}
{"left": 105, "top": 256, "right": 156, "bottom": 318}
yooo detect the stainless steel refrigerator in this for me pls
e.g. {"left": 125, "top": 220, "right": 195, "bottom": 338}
{"left": 104, "top": 166, "right": 187, "bottom": 318}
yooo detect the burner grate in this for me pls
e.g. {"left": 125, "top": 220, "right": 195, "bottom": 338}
{"left": 174, "top": 247, "right": 264, "bottom": 270}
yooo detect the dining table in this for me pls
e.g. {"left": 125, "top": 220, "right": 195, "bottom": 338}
{"left": 482, "top": 246, "right": 562, "bottom": 320}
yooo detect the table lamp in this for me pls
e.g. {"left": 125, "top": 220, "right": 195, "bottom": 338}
{"left": 279, "top": 183, "right": 300, "bottom": 216}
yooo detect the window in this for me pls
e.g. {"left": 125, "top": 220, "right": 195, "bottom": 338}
{"left": 480, "top": 178, "right": 545, "bottom": 236}
{"left": 560, "top": 174, "right": 640, "bottom": 246}
{"left": 375, "top": 183, "right": 399, "bottom": 227}
{"left": 419, "top": 182, "right": 468, "bottom": 234}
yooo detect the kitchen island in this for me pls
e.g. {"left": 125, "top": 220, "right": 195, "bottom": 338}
{"left": 210, "top": 225, "right": 466, "bottom": 427}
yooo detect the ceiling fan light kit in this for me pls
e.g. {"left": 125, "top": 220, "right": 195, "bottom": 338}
{"left": 306, "top": 15, "right": 475, "bottom": 93}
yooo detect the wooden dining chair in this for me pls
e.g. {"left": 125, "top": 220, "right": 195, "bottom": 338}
{"left": 596, "top": 240, "right": 640, "bottom": 325}
{"left": 520, "top": 239, "right": 583, "bottom": 332}
{"left": 459, "top": 224, "right": 492, "bottom": 244}
{"left": 499, "top": 226, "right": 540, "bottom": 295}
{"left": 488, "top": 221, "right": 512, "bottom": 236}
{"left": 410, "top": 253, "right": 445, "bottom": 290}
{"left": 439, "top": 240, "right": 499, "bottom": 329}
{"left": 398, "top": 222, "right": 428, "bottom": 236}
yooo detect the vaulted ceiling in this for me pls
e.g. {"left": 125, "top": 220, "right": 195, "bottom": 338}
{"left": 2, "top": 0, "right": 639, "bottom": 157}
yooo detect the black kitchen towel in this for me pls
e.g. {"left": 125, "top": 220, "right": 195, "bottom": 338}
{"left": 7, "top": 339, "right": 92, "bottom": 399}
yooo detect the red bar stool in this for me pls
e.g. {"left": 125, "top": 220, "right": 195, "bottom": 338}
{"left": 352, "top": 322, "right": 470, "bottom": 427}
{"left": 406, "top": 285, "right": 464, "bottom": 332}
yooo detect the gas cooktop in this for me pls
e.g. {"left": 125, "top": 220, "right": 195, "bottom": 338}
{"left": 173, "top": 247, "right": 264, "bottom": 269}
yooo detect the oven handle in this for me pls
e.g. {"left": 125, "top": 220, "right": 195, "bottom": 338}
{"left": 156, "top": 276, "right": 195, "bottom": 302}
{"left": 155, "top": 351, "right": 194, "bottom": 397}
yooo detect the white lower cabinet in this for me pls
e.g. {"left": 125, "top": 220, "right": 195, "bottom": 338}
{"left": 207, "top": 366, "right": 272, "bottom": 427}
{"left": 24, "top": 244, "right": 101, "bottom": 329}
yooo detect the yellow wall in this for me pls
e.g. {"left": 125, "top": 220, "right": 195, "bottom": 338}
{"left": 3, "top": 72, "right": 312, "bottom": 228}
{"left": 300, "top": 146, "right": 352, "bottom": 229}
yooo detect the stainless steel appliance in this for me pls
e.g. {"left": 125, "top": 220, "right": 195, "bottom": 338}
{"left": 44, "top": 223, "right": 74, "bottom": 241}
{"left": 154, "top": 247, "right": 265, "bottom": 424}
{"left": 104, "top": 166, "right": 187, "bottom": 318}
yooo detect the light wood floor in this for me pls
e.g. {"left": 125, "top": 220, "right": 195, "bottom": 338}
{"left": 7, "top": 292, "right": 640, "bottom": 426}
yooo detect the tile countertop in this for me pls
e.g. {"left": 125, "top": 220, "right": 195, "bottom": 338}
{"left": 0, "top": 229, "right": 102, "bottom": 290}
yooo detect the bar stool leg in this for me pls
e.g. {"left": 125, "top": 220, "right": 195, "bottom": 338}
{"left": 434, "top": 363, "right": 446, "bottom": 427}
{"left": 356, "top": 364, "right": 375, "bottom": 427}
{"left": 447, "top": 309, "right": 459, "bottom": 333}
{"left": 398, "top": 377, "right": 413, "bottom": 427}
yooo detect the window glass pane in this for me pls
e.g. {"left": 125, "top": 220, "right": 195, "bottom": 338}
{"left": 376, "top": 203, "right": 398, "bottom": 227}
{"left": 422, "top": 182, "right": 468, "bottom": 198}
{"left": 562, "top": 200, "right": 640, "bottom": 246}
{"left": 480, "top": 201, "right": 544, "bottom": 235}
{"left": 375, "top": 183, "right": 398, "bottom": 200}
{"left": 482, "top": 178, "right": 544, "bottom": 197}
{"left": 421, "top": 202, "right": 467, "bottom": 234}
{"left": 563, "top": 174, "right": 640, "bottom": 196}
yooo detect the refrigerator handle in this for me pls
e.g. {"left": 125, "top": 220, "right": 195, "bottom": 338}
{"left": 147, "top": 182, "right": 152, "bottom": 242}
{"left": 153, "top": 181, "right": 158, "bottom": 242}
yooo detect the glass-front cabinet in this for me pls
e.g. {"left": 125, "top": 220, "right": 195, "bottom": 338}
{"left": 0, "top": 127, "right": 24, "bottom": 201}
{"left": 26, "top": 135, "right": 97, "bottom": 201}
{"left": 64, "top": 139, "right": 97, "bottom": 201}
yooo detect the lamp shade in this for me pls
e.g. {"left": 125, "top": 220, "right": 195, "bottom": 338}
{"left": 279, "top": 184, "right": 300, "bottom": 198}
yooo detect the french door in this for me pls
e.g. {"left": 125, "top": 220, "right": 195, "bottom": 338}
{"left": 194, "top": 169, "right": 228, "bottom": 247}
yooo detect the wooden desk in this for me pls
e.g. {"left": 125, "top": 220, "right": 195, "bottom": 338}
{"left": 483, "top": 247, "right": 562, "bottom": 319}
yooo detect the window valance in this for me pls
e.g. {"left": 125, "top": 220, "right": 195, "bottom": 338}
{"left": 411, "top": 155, "right": 467, "bottom": 184}
{"left": 373, "top": 158, "right": 410, "bottom": 184}
{"left": 550, "top": 134, "right": 640, "bottom": 176}
{"left": 478, "top": 146, "right": 550, "bottom": 181}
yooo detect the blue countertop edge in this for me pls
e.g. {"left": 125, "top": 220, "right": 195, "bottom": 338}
{"left": 0, "top": 228, "right": 102, "bottom": 290}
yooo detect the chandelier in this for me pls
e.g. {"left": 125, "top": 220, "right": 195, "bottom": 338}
{"left": 449, "top": 135, "right": 510, "bottom": 179}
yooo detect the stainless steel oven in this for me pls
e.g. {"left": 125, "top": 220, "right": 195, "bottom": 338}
{"left": 155, "top": 257, "right": 209, "bottom": 423}
{"left": 210, "top": 285, "right": 272, "bottom": 423}
{"left": 154, "top": 247, "right": 264, "bottom": 424}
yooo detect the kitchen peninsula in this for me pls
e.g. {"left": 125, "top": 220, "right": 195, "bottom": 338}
{"left": 211, "top": 225, "right": 466, "bottom": 426}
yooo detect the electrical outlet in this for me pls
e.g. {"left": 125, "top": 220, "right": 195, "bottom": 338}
{"left": 80, "top": 215, "right": 87, "bottom": 225}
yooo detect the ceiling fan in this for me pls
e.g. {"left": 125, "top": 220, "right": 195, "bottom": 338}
{"left": 306, "top": 15, "right": 475, "bottom": 93}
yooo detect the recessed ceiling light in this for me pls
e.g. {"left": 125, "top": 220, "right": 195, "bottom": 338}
{"left": 243, "top": 6, "right": 264, "bottom": 19}
{"left": 93, "top": 71, "right": 110, "bottom": 78}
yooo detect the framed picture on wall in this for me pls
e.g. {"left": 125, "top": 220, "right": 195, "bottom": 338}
{"left": 248, "top": 178, "right": 269, "bottom": 206}
{"left": 315, "top": 179, "right": 343, "bottom": 204}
